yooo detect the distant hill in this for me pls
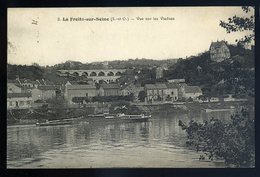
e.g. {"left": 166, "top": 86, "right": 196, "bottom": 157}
{"left": 7, "top": 64, "right": 45, "bottom": 80}
{"left": 51, "top": 58, "right": 180, "bottom": 70}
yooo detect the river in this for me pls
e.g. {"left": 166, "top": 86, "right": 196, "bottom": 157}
{"left": 7, "top": 110, "right": 234, "bottom": 168}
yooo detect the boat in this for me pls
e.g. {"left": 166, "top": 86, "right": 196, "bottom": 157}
{"left": 205, "top": 108, "right": 235, "bottom": 113}
{"left": 36, "top": 116, "right": 85, "bottom": 127}
{"left": 36, "top": 120, "right": 72, "bottom": 127}
{"left": 87, "top": 113, "right": 110, "bottom": 118}
{"left": 114, "top": 113, "right": 151, "bottom": 121}
{"left": 87, "top": 113, "right": 151, "bottom": 122}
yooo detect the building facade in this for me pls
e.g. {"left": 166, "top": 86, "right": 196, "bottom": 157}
{"left": 165, "top": 83, "right": 179, "bottom": 101}
{"left": 65, "top": 81, "right": 97, "bottom": 104}
{"left": 99, "top": 84, "right": 120, "bottom": 96}
{"left": 7, "top": 80, "right": 22, "bottom": 93}
{"left": 183, "top": 85, "right": 203, "bottom": 100}
{"left": 167, "top": 79, "right": 185, "bottom": 83}
{"left": 145, "top": 83, "right": 167, "bottom": 102}
{"left": 7, "top": 93, "right": 32, "bottom": 109}
{"left": 209, "top": 40, "right": 230, "bottom": 62}
{"left": 120, "top": 83, "right": 144, "bottom": 101}
{"left": 31, "top": 85, "right": 59, "bottom": 102}
{"left": 155, "top": 67, "right": 164, "bottom": 79}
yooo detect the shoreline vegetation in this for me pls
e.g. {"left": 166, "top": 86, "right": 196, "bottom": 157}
{"left": 178, "top": 108, "right": 255, "bottom": 168}
{"left": 7, "top": 100, "right": 253, "bottom": 126}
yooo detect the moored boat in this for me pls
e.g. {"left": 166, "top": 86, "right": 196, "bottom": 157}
{"left": 87, "top": 113, "right": 151, "bottom": 122}
{"left": 36, "top": 121, "right": 72, "bottom": 126}
{"left": 115, "top": 113, "right": 151, "bottom": 120}
{"left": 36, "top": 116, "right": 85, "bottom": 127}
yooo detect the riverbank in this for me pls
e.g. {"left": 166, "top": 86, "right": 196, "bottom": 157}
{"left": 7, "top": 100, "right": 254, "bottom": 126}
{"left": 7, "top": 107, "right": 94, "bottom": 126}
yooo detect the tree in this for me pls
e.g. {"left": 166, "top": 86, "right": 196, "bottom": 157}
{"left": 138, "top": 91, "right": 146, "bottom": 102}
{"left": 179, "top": 108, "right": 255, "bottom": 167}
{"left": 220, "top": 6, "right": 254, "bottom": 43}
{"left": 46, "top": 97, "right": 66, "bottom": 109}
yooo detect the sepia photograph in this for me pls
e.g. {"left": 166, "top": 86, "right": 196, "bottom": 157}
{"left": 7, "top": 7, "right": 255, "bottom": 168}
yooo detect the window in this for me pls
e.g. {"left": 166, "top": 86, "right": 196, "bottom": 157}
{"left": 20, "top": 101, "right": 24, "bottom": 106}
{"left": 86, "top": 93, "right": 88, "bottom": 97}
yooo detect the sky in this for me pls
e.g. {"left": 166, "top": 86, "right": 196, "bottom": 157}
{"left": 8, "top": 7, "right": 254, "bottom": 66}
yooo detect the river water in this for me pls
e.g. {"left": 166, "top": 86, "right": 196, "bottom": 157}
{"left": 7, "top": 110, "right": 234, "bottom": 168}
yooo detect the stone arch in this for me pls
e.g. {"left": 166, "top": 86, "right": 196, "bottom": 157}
{"left": 72, "top": 72, "right": 79, "bottom": 76}
{"left": 98, "top": 71, "right": 105, "bottom": 76}
{"left": 115, "top": 71, "right": 122, "bottom": 76}
{"left": 90, "top": 72, "right": 97, "bottom": 76}
{"left": 99, "top": 80, "right": 107, "bottom": 84}
{"left": 82, "top": 72, "right": 88, "bottom": 76}
{"left": 107, "top": 71, "right": 114, "bottom": 76}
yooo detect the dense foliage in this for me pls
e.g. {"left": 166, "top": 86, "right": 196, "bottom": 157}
{"left": 179, "top": 108, "right": 255, "bottom": 167}
{"left": 51, "top": 58, "right": 179, "bottom": 70}
{"left": 220, "top": 6, "right": 254, "bottom": 43}
{"left": 138, "top": 91, "right": 146, "bottom": 102}
{"left": 7, "top": 64, "right": 44, "bottom": 80}
{"left": 164, "top": 46, "right": 254, "bottom": 97}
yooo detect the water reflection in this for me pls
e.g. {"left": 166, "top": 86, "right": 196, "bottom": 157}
{"left": 7, "top": 110, "right": 234, "bottom": 168}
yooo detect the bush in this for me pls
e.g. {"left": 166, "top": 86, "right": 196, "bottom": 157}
{"left": 179, "top": 108, "right": 255, "bottom": 167}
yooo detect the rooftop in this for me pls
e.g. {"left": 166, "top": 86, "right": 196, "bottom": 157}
{"left": 210, "top": 40, "right": 228, "bottom": 49}
{"left": 145, "top": 83, "right": 167, "bottom": 89}
{"left": 7, "top": 92, "right": 32, "bottom": 98}
{"left": 166, "top": 83, "right": 180, "bottom": 89}
{"left": 67, "top": 84, "right": 96, "bottom": 90}
{"left": 37, "top": 85, "right": 60, "bottom": 90}
{"left": 101, "top": 84, "right": 120, "bottom": 89}
{"left": 184, "top": 86, "right": 202, "bottom": 93}
{"left": 68, "top": 81, "right": 91, "bottom": 85}
{"left": 7, "top": 80, "right": 20, "bottom": 84}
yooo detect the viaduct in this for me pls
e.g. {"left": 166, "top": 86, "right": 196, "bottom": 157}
{"left": 57, "top": 69, "right": 126, "bottom": 83}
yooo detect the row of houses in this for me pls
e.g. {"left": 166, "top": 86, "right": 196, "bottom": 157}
{"left": 7, "top": 77, "right": 204, "bottom": 109}
{"left": 64, "top": 80, "right": 203, "bottom": 104}
{"left": 7, "top": 78, "right": 61, "bottom": 109}
{"left": 144, "top": 82, "right": 202, "bottom": 102}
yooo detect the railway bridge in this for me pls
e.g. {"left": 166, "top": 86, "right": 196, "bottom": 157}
{"left": 57, "top": 69, "right": 126, "bottom": 83}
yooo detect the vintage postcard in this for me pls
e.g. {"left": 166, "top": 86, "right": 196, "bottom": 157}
{"left": 7, "top": 7, "right": 255, "bottom": 168}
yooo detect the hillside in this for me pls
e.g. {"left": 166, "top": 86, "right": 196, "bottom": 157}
{"left": 164, "top": 45, "right": 255, "bottom": 97}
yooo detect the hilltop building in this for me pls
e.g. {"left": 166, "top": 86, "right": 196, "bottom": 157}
{"left": 209, "top": 40, "right": 230, "bottom": 62}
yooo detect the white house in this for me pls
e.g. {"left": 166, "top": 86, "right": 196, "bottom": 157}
{"left": 183, "top": 86, "right": 203, "bottom": 100}
{"left": 7, "top": 93, "right": 32, "bottom": 109}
